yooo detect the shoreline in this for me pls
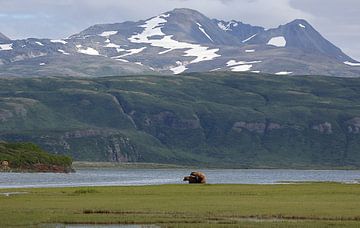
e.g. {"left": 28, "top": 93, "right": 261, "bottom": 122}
{"left": 2, "top": 167, "right": 360, "bottom": 190}
{"left": 1, "top": 181, "right": 360, "bottom": 191}
{"left": 72, "top": 161, "right": 360, "bottom": 171}
{"left": 0, "top": 164, "right": 75, "bottom": 173}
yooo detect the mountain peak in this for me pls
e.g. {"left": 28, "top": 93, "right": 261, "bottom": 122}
{"left": 0, "top": 8, "right": 358, "bottom": 77}
{"left": 285, "top": 19, "right": 312, "bottom": 30}
{"left": 168, "top": 8, "right": 204, "bottom": 16}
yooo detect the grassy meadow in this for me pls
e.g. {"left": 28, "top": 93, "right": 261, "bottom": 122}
{"left": 1, "top": 183, "right": 360, "bottom": 227}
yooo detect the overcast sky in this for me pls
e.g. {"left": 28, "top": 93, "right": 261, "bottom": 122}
{"left": 0, "top": 0, "right": 359, "bottom": 61}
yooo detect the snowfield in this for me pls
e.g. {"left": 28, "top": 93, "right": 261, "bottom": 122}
{"left": 50, "top": 39, "right": 67, "bottom": 44}
{"left": 0, "top": 44, "right": 13, "bottom": 51}
{"left": 105, "top": 43, "right": 121, "bottom": 48}
{"left": 227, "top": 60, "right": 262, "bottom": 66}
{"left": 115, "top": 59, "right": 129, "bottom": 63}
{"left": 231, "top": 64, "right": 253, "bottom": 72}
{"left": 35, "top": 41, "right": 44, "bottom": 46}
{"left": 104, "top": 43, "right": 125, "bottom": 53}
{"left": 170, "top": 63, "right": 188, "bottom": 74}
{"left": 58, "top": 49, "right": 70, "bottom": 55}
{"left": 217, "top": 21, "right": 238, "bottom": 31}
{"left": 344, "top": 61, "right": 360, "bottom": 67}
{"left": 112, "top": 47, "right": 147, "bottom": 58}
{"left": 226, "top": 59, "right": 262, "bottom": 72}
{"left": 77, "top": 47, "right": 100, "bottom": 56}
{"left": 128, "top": 14, "right": 220, "bottom": 68}
{"left": 99, "top": 31, "right": 118, "bottom": 37}
{"left": 276, "top": 71, "right": 293, "bottom": 75}
{"left": 267, "top": 36, "right": 286, "bottom": 47}
{"left": 217, "top": 22, "right": 228, "bottom": 31}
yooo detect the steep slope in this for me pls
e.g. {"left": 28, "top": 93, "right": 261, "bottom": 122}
{"left": 1, "top": 73, "right": 360, "bottom": 168}
{"left": 0, "top": 142, "right": 73, "bottom": 172}
{"left": 246, "top": 19, "right": 352, "bottom": 62}
{"left": 214, "top": 19, "right": 265, "bottom": 43}
{"left": 0, "top": 8, "right": 359, "bottom": 77}
{"left": 0, "top": 32, "right": 10, "bottom": 43}
{"left": 160, "top": 8, "right": 242, "bottom": 45}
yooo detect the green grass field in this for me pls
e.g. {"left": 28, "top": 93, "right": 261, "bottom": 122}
{"left": 1, "top": 183, "right": 360, "bottom": 227}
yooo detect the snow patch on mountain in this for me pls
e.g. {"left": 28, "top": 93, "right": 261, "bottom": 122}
{"left": 104, "top": 43, "right": 125, "bottom": 52}
{"left": 242, "top": 34, "right": 257, "bottom": 43}
{"left": 226, "top": 59, "right": 262, "bottom": 72}
{"left": 58, "top": 49, "right": 70, "bottom": 55}
{"left": 210, "top": 67, "right": 222, "bottom": 72}
{"left": 276, "top": 71, "right": 292, "bottom": 75}
{"left": 112, "top": 47, "right": 147, "bottom": 58}
{"left": 99, "top": 31, "right": 118, "bottom": 37}
{"left": 267, "top": 36, "right": 286, "bottom": 47}
{"left": 50, "top": 39, "right": 67, "bottom": 44}
{"left": 344, "top": 61, "right": 360, "bottom": 67}
{"left": 170, "top": 61, "right": 188, "bottom": 74}
{"left": 217, "top": 22, "right": 228, "bottom": 31}
{"left": 231, "top": 64, "right": 253, "bottom": 72}
{"left": 0, "top": 43, "right": 12, "bottom": 51}
{"left": 129, "top": 14, "right": 220, "bottom": 63}
{"left": 227, "top": 60, "right": 262, "bottom": 66}
{"left": 105, "top": 43, "right": 121, "bottom": 48}
{"left": 196, "top": 23, "right": 213, "bottom": 42}
{"left": 35, "top": 41, "right": 44, "bottom": 46}
{"left": 217, "top": 21, "right": 238, "bottom": 31}
{"left": 77, "top": 47, "right": 100, "bottom": 56}
{"left": 114, "top": 59, "right": 129, "bottom": 63}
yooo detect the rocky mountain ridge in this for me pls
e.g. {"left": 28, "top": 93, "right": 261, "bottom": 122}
{"left": 0, "top": 8, "right": 359, "bottom": 77}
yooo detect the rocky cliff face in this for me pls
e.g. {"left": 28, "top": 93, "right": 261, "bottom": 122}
{"left": 1, "top": 74, "right": 360, "bottom": 168}
{"left": 3, "top": 130, "right": 142, "bottom": 162}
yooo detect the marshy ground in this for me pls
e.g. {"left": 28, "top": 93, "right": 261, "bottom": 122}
{"left": 1, "top": 183, "right": 360, "bottom": 227}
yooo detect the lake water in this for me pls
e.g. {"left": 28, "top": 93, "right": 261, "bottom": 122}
{"left": 1, "top": 168, "right": 360, "bottom": 189}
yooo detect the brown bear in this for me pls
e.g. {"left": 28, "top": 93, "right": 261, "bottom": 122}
{"left": 183, "top": 171, "right": 206, "bottom": 184}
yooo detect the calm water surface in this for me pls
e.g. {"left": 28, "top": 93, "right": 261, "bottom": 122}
{"left": 1, "top": 168, "right": 360, "bottom": 189}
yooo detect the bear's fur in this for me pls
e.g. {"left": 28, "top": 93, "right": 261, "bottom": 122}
{"left": 183, "top": 171, "right": 206, "bottom": 184}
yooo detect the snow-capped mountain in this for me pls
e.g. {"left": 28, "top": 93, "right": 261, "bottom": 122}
{"left": 0, "top": 8, "right": 359, "bottom": 77}
{"left": 214, "top": 19, "right": 264, "bottom": 43}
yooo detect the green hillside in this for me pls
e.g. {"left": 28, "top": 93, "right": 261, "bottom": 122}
{"left": 0, "top": 72, "right": 360, "bottom": 168}
{"left": 0, "top": 142, "right": 73, "bottom": 172}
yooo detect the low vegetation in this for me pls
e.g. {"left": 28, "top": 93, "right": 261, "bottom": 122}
{"left": 1, "top": 72, "right": 360, "bottom": 168}
{"left": 0, "top": 142, "right": 73, "bottom": 172}
{"left": 0, "top": 183, "right": 360, "bottom": 227}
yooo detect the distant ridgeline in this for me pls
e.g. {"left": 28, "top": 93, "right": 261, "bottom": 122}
{"left": 0, "top": 142, "right": 73, "bottom": 173}
{"left": 1, "top": 72, "right": 360, "bottom": 169}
